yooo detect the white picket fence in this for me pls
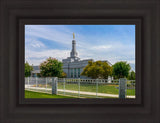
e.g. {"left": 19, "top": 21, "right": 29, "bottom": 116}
{"left": 25, "top": 77, "right": 135, "bottom": 98}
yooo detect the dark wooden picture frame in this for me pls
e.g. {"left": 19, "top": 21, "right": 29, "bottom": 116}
{"left": 21, "top": 20, "right": 139, "bottom": 103}
{"left": 0, "top": 0, "right": 160, "bottom": 122}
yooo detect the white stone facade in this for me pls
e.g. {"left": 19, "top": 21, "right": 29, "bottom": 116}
{"left": 62, "top": 38, "right": 93, "bottom": 78}
{"left": 62, "top": 37, "right": 111, "bottom": 78}
{"left": 31, "top": 34, "right": 112, "bottom": 79}
{"left": 63, "top": 58, "right": 93, "bottom": 78}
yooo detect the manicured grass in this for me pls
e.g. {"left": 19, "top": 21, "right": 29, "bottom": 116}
{"left": 58, "top": 92, "right": 118, "bottom": 98}
{"left": 30, "top": 82, "right": 135, "bottom": 96}
{"left": 58, "top": 83, "right": 135, "bottom": 96}
{"left": 25, "top": 90, "right": 74, "bottom": 98}
{"left": 25, "top": 90, "right": 117, "bottom": 98}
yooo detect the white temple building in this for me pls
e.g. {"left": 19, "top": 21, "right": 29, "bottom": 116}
{"left": 31, "top": 33, "right": 112, "bottom": 79}
{"left": 62, "top": 33, "right": 112, "bottom": 78}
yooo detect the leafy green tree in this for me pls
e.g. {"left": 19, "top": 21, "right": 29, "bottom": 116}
{"left": 40, "top": 57, "right": 63, "bottom": 77}
{"left": 60, "top": 72, "right": 67, "bottom": 78}
{"left": 37, "top": 73, "right": 42, "bottom": 77}
{"left": 25, "top": 62, "right": 33, "bottom": 77}
{"left": 112, "top": 61, "right": 131, "bottom": 79}
{"left": 81, "top": 61, "right": 112, "bottom": 79}
{"left": 128, "top": 70, "right": 135, "bottom": 80}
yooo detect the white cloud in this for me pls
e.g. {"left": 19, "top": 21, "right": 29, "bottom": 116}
{"left": 25, "top": 49, "right": 70, "bottom": 65}
{"left": 25, "top": 25, "right": 135, "bottom": 70}
{"left": 25, "top": 38, "right": 46, "bottom": 50}
{"left": 91, "top": 45, "right": 112, "bottom": 51}
{"left": 77, "top": 41, "right": 135, "bottom": 64}
{"left": 30, "top": 41, "right": 45, "bottom": 48}
{"left": 127, "top": 60, "right": 135, "bottom": 64}
{"left": 25, "top": 25, "right": 73, "bottom": 46}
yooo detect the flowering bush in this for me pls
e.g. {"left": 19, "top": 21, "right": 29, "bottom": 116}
{"left": 40, "top": 57, "right": 63, "bottom": 77}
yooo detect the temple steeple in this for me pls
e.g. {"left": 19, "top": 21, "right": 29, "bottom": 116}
{"left": 73, "top": 32, "right": 75, "bottom": 39}
{"left": 70, "top": 33, "right": 78, "bottom": 58}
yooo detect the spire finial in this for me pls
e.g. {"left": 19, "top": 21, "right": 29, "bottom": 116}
{"left": 73, "top": 32, "right": 75, "bottom": 39}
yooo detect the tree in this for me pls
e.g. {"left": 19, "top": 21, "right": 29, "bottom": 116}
{"left": 40, "top": 57, "right": 63, "bottom": 77}
{"left": 128, "top": 70, "right": 135, "bottom": 80}
{"left": 25, "top": 62, "right": 33, "bottom": 77}
{"left": 81, "top": 61, "right": 112, "bottom": 79}
{"left": 60, "top": 72, "right": 67, "bottom": 78}
{"left": 112, "top": 61, "right": 131, "bottom": 79}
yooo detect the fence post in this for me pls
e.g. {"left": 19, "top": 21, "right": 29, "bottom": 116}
{"left": 46, "top": 77, "right": 47, "bottom": 92}
{"left": 56, "top": 78, "right": 58, "bottom": 94}
{"left": 52, "top": 77, "right": 57, "bottom": 95}
{"left": 63, "top": 78, "right": 65, "bottom": 95}
{"left": 36, "top": 77, "right": 37, "bottom": 88}
{"left": 96, "top": 79, "right": 98, "bottom": 98}
{"left": 108, "top": 76, "right": 111, "bottom": 83}
{"left": 119, "top": 78, "right": 126, "bottom": 98}
{"left": 78, "top": 78, "right": 80, "bottom": 98}
{"left": 27, "top": 77, "right": 29, "bottom": 90}
{"left": 56, "top": 78, "right": 58, "bottom": 95}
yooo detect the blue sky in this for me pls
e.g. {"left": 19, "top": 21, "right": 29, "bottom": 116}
{"left": 25, "top": 25, "right": 135, "bottom": 71}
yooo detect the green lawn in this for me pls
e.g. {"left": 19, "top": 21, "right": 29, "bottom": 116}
{"left": 25, "top": 90, "right": 118, "bottom": 98}
{"left": 58, "top": 83, "right": 135, "bottom": 96}
{"left": 30, "top": 82, "right": 135, "bottom": 96}
{"left": 58, "top": 91, "right": 118, "bottom": 98}
{"left": 25, "top": 90, "right": 74, "bottom": 98}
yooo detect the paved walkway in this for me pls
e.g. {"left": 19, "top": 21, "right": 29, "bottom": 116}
{"left": 25, "top": 86, "right": 135, "bottom": 98}
{"left": 58, "top": 89, "right": 135, "bottom": 98}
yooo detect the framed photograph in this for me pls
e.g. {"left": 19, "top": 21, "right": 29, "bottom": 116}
{"left": 0, "top": 0, "right": 160, "bottom": 122}
{"left": 24, "top": 24, "right": 136, "bottom": 99}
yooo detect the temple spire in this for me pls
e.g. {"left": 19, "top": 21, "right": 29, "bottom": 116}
{"left": 73, "top": 32, "right": 75, "bottom": 39}
{"left": 70, "top": 33, "right": 78, "bottom": 58}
